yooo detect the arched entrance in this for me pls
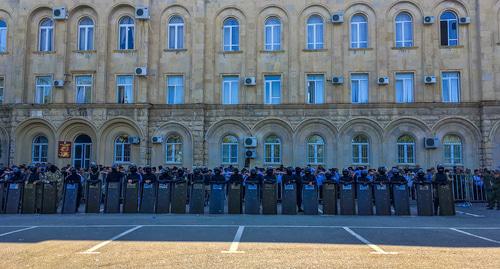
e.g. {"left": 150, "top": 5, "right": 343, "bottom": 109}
{"left": 73, "top": 134, "right": 92, "bottom": 169}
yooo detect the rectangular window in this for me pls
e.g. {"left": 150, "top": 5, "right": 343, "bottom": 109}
{"left": 264, "top": 75, "right": 281, "bottom": 104}
{"left": 35, "top": 76, "right": 52, "bottom": 104}
{"left": 397, "top": 144, "right": 415, "bottom": 164}
{"left": 222, "top": 144, "right": 238, "bottom": 164}
{"left": 442, "top": 72, "right": 460, "bottom": 103}
{"left": 352, "top": 143, "right": 369, "bottom": 164}
{"left": 167, "top": 75, "right": 184, "bottom": 104}
{"left": 168, "top": 22, "right": 184, "bottom": 50}
{"left": 0, "top": 25, "right": 6, "bottom": 52}
{"left": 444, "top": 144, "right": 462, "bottom": 164}
{"left": 222, "top": 76, "right": 239, "bottom": 105}
{"left": 306, "top": 74, "right": 324, "bottom": 104}
{"left": 223, "top": 24, "right": 239, "bottom": 51}
{"left": 75, "top": 75, "right": 92, "bottom": 104}
{"left": 116, "top": 75, "right": 133, "bottom": 104}
{"left": 395, "top": 73, "right": 414, "bottom": 103}
{"left": 0, "top": 77, "right": 4, "bottom": 104}
{"left": 351, "top": 73, "right": 369, "bottom": 104}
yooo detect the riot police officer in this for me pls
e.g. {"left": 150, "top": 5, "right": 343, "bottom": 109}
{"left": 126, "top": 164, "right": 142, "bottom": 184}
{"left": 293, "top": 167, "right": 303, "bottom": 212}
{"left": 210, "top": 168, "right": 226, "bottom": 184}
{"left": 490, "top": 168, "right": 500, "bottom": 210}
{"left": 432, "top": 165, "right": 455, "bottom": 215}
{"left": 64, "top": 168, "right": 83, "bottom": 211}
{"left": 302, "top": 168, "right": 316, "bottom": 186}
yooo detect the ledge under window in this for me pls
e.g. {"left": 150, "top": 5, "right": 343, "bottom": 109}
{"left": 302, "top": 48, "right": 328, "bottom": 52}
{"left": 32, "top": 51, "right": 56, "bottom": 55}
{"left": 113, "top": 49, "right": 137, "bottom": 53}
{"left": 0, "top": 52, "right": 9, "bottom": 55}
{"left": 440, "top": 45, "right": 464, "bottom": 49}
{"left": 260, "top": 49, "right": 285, "bottom": 54}
{"left": 219, "top": 50, "right": 243, "bottom": 54}
{"left": 391, "top": 46, "right": 419, "bottom": 50}
{"left": 348, "top": 47, "right": 373, "bottom": 51}
{"left": 164, "top": 48, "right": 188, "bottom": 53}
{"left": 73, "top": 50, "right": 97, "bottom": 54}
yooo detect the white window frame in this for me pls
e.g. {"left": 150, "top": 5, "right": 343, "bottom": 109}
{"left": 167, "top": 75, "right": 184, "bottom": 104}
{"left": 168, "top": 16, "right": 184, "bottom": 50}
{"left": 222, "top": 75, "right": 239, "bottom": 105}
{"left": 221, "top": 136, "right": 238, "bottom": 164}
{"left": 307, "top": 136, "right": 325, "bottom": 165}
{"left": 32, "top": 136, "right": 48, "bottom": 164}
{"left": 114, "top": 135, "right": 131, "bottom": 163}
{"left": 440, "top": 11, "right": 459, "bottom": 46}
{"left": 75, "top": 75, "right": 92, "bottom": 104}
{"left": 350, "top": 15, "right": 368, "bottom": 48}
{"left": 443, "top": 135, "right": 463, "bottom": 165}
{"left": 264, "top": 75, "right": 281, "bottom": 105}
{"left": 395, "top": 73, "right": 414, "bottom": 103}
{"left": 78, "top": 17, "right": 94, "bottom": 51}
{"left": 306, "top": 15, "right": 324, "bottom": 50}
{"left": 264, "top": 17, "right": 281, "bottom": 51}
{"left": 264, "top": 136, "right": 281, "bottom": 164}
{"left": 165, "top": 135, "right": 182, "bottom": 164}
{"left": 0, "top": 19, "right": 7, "bottom": 52}
{"left": 38, "top": 18, "right": 54, "bottom": 52}
{"left": 395, "top": 13, "right": 413, "bottom": 48}
{"left": 351, "top": 73, "right": 369, "bottom": 104}
{"left": 223, "top": 18, "right": 239, "bottom": 51}
{"left": 441, "top": 72, "right": 461, "bottom": 103}
{"left": 0, "top": 76, "right": 4, "bottom": 104}
{"left": 116, "top": 75, "right": 134, "bottom": 104}
{"left": 306, "top": 74, "right": 324, "bottom": 104}
{"left": 35, "top": 75, "right": 52, "bottom": 104}
{"left": 397, "top": 135, "right": 416, "bottom": 164}
{"left": 118, "top": 17, "right": 135, "bottom": 50}
{"left": 352, "top": 135, "right": 369, "bottom": 165}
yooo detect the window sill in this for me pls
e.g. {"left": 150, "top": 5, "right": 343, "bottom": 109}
{"left": 260, "top": 50, "right": 285, "bottom": 53}
{"left": 0, "top": 52, "right": 9, "bottom": 55}
{"left": 348, "top": 48, "right": 373, "bottom": 51}
{"left": 302, "top": 48, "right": 328, "bottom": 52}
{"left": 73, "top": 50, "right": 97, "bottom": 54}
{"left": 164, "top": 48, "right": 188, "bottom": 53}
{"left": 219, "top": 50, "right": 243, "bottom": 55}
{"left": 32, "top": 51, "right": 56, "bottom": 55}
{"left": 391, "top": 46, "right": 419, "bottom": 50}
{"left": 440, "top": 45, "right": 464, "bottom": 49}
{"left": 113, "top": 49, "right": 137, "bottom": 53}
{"left": 165, "top": 162, "right": 182, "bottom": 165}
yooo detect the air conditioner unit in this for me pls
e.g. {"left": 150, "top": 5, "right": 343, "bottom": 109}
{"left": 332, "top": 76, "right": 344, "bottom": 85}
{"left": 244, "top": 137, "right": 257, "bottom": 148}
{"left": 423, "top": 16, "right": 435, "bottom": 25}
{"left": 152, "top": 136, "right": 163, "bottom": 144}
{"left": 53, "top": 80, "right": 65, "bottom": 87}
{"left": 53, "top": 7, "right": 68, "bottom": 20}
{"left": 244, "top": 77, "right": 256, "bottom": 86}
{"left": 135, "top": 7, "right": 150, "bottom": 20}
{"left": 459, "top": 17, "right": 471, "bottom": 25}
{"left": 331, "top": 12, "right": 344, "bottom": 24}
{"left": 424, "top": 137, "right": 440, "bottom": 149}
{"left": 245, "top": 149, "right": 256, "bottom": 159}
{"left": 378, "top": 77, "right": 389, "bottom": 85}
{"left": 135, "top": 67, "right": 147, "bottom": 76}
{"left": 424, "top": 76, "right": 437, "bottom": 84}
{"left": 128, "top": 136, "right": 141, "bottom": 145}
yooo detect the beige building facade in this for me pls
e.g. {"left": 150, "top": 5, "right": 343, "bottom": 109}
{"left": 0, "top": 0, "right": 500, "bottom": 169}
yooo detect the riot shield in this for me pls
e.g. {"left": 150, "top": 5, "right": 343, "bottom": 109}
{"left": 123, "top": 183, "right": 139, "bottom": 213}
{"left": 41, "top": 182, "right": 58, "bottom": 214}
{"left": 340, "top": 183, "right": 355, "bottom": 215}
{"left": 156, "top": 182, "right": 171, "bottom": 214}
{"left": 189, "top": 182, "right": 205, "bottom": 214}
{"left": 322, "top": 182, "right": 337, "bottom": 215}
{"left": 302, "top": 184, "right": 318, "bottom": 215}
{"left": 22, "top": 183, "right": 37, "bottom": 214}
{"left": 209, "top": 184, "right": 225, "bottom": 214}
{"left": 437, "top": 182, "right": 455, "bottom": 216}
{"left": 245, "top": 184, "right": 260, "bottom": 214}
{"left": 282, "top": 183, "right": 297, "bottom": 215}
{"left": 62, "top": 183, "right": 79, "bottom": 214}
{"left": 171, "top": 181, "right": 187, "bottom": 214}
{"left": 104, "top": 181, "right": 122, "bottom": 213}
{"left": 228, "top": 183, "right": 242, "bottom": 214}
{"left": 140, "top": 183, "right": 157, "bottom": 213}
{"left": 374, "top": 183, "right": 391, "bottom": 215}
{"left": 393, "top": 184, "right": 410, "bottom": 216}
{"left": 357, "top": 183, "right": 373, "bottom": 215}
{"left": 0, "top": 183, "right": 5, "bottom": 213}
{"left": 415, "top": 182, "right": 433, "bottom": 216}
{"left": 85, "top": 182, "right": 102, "bottom": 213}
{"left": 5, "top": 183, "right": 23, "bottom": 214}
{"left": 262, "top": 183, "right": 277, "bottom": 215}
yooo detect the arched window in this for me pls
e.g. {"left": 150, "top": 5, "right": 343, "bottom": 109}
{"left": 443, "top": 135, "right": 462, "bottom": 164}
{"left": 352, "top": 135, "right": 369, "bottom": 164}
{"left": 264, "top": 135, "right": 281, "bottom": 164}
{"left": 264, "top": 16, "right": 281, "bottom": 51}
{"left": 397, "top": 135, "right": 415, "bottom": 164}
{"left": 223, "top": 18, "right": 239, "bottom": 51}
{"left": 221, "top": 135, "right": 238, "bottom": 164}
{"left": 118, "top": 16, "right": 134, "bottom": 50}
{"left": 0, "top": 19, "right": 7, "bottom": 52}
{"left": 440, "top": 11, "right": 458, "bottom": 46}
{"left": 114, "top": 135, "right": 131, "bottom": 163}
{"left": 166, "top": 135, "right": 182, "bottom": 164}
{"left": 307, "top": 135, "right": 325, "bottom": 164}
{"left": 78, "top": 17, "right": 94, "bottom": 51}
{"left": 395, "top": 12, "right": 413, "bottom": 47}
{"left": 39, "top": 18, "right": 54, "bottom": 52}
{"left": 306, "top": 15, "right": 324, "bottom": 49}
{"left": 350, "top": 14, "right": 368, "bottom": 48}
{"left": 32, "top": 136, "right": 48, "bottom": 164}
{"left": 168, "top": 16, "right": 184, "bottom": 50}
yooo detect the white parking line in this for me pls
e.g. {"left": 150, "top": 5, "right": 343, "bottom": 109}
{"left": 0, "top": 226, "right": 38, "bottom": 237}
{"left": 343, "top": 227, "right": 398, "bottom": 255}
{"left": 456, "top": 211, "right": 485, "bottom": 218}
{"left": 222, "top": 225, "right": 245, "bottom": 254}
{"left": 450, "top": 228, "right": 500, "bottom": 244}
{"left": 80, "top": 225, "right": 143, "bottom": 254}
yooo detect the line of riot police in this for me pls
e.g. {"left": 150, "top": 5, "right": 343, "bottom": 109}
{"left": 0, "top": 164, "right": 456, "bottom": 216}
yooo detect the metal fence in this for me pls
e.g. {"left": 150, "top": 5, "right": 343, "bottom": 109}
{"left": 450, "top": 174, "right": 487, "bottom": 206}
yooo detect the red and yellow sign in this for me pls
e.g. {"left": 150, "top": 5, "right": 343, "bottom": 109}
{"left": 58, "top": 141, "right": 72, "bottom": 158}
